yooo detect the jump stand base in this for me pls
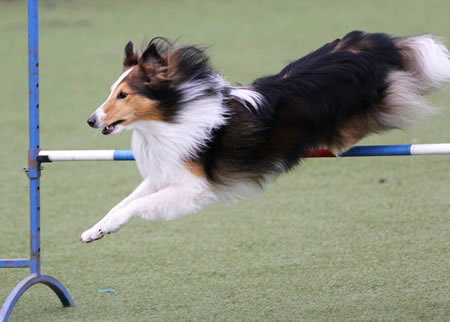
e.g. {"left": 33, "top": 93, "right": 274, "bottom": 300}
{"left": 0, "top": 274, "right": 74, "bottom": 321}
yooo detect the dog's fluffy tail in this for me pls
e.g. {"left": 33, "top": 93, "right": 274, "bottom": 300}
{"left": 322, "top": 33, "right": 450, "bottom": 154}
{"left": 380, "top": 35, "right": 450, "bottom": 129}
{"left": 397, "top": 35, "right": 450, "bottom": 91}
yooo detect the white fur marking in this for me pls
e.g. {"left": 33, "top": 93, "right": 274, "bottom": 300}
{"left": 229, "top": 87, "right": 264, "bottom": 110}
{"left": 110, "top": 66, "right": 135, "bottom": 94}
{"left": 129, "top": 94, "right": 228, "bottom": 181}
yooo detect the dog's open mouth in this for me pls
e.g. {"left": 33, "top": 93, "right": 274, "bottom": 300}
{"left": 102, "top": 119, "right": 125, "bottom": 135}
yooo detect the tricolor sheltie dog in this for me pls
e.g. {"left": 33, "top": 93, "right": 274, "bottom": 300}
{"left": 81, "top": 31, "right": 450, "bottom": 242}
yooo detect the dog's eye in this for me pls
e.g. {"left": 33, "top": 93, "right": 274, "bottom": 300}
{"left": 117, "top": 91, "right": 128, "bottom": 99}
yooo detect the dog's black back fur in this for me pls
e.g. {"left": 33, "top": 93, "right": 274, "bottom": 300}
{"left": 198, "top": 31, "right": 431, "bottom": 183}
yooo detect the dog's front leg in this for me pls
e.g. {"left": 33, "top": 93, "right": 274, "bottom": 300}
{"left": 80, "top": 183, "right": 214, "bottom": 243}
{"left": 80, "top": 178, "right": 152, "bottom": 243}
{"left": 107, "top": 177, "right": 152, "bottom": 214}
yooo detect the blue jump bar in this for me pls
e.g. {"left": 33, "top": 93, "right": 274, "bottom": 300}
{"left": 341, "top": 144, "right": 411, "bottom": 157}
{"left": 113, "top": 150, "right": 135, "bottom": 160}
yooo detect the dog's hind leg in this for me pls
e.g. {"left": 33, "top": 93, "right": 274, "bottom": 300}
{"left": 80, "top": 183, "right": 214, "bottom": 243}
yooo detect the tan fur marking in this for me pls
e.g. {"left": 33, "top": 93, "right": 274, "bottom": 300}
{"left": 333, "top": 40, "right": 344, "bottom": 52}
{"left": 184, "top": 160, "right": 206, "bottom": 178}
{"left": 102, "top": 78, "right": 163, "bottom": 126}
{"left": 328, "top": 114, "right": 378, "bottom": 154}
{"left": 332, "top": 40, "right": 361, "bottom": 54}
{"left": 345, "top": 47, "right": 360, "bottom": 54}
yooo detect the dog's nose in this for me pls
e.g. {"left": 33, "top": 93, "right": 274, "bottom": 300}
{"left": 87, "top": 115, "right": 97, "bottom": 128}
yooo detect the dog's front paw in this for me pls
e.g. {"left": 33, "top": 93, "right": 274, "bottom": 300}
{"left": 80, "top": 226, "right": 106, "bottom": 243}
{"left": 80, "top": 209, "right": 133, "bottom": 243}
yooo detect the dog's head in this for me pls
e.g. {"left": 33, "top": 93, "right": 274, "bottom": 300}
{"left": 87, "top": 38, "right": 212, "bottom": 135}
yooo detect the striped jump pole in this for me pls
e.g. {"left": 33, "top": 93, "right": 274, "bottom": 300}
{"left": 37, "top": 143, "right": 450, "bottom": 162}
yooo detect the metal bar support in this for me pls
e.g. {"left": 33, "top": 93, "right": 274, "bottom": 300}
{"left": 0, "top": 1, "right": 74, "bottom": 321}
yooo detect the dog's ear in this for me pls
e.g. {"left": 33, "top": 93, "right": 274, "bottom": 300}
{"left": 138, "top": 41, "right": 171, "bottom": 84}
{"left": 124, "top": 41, "right": 134, "bottom": 58}
{"left": 123, "top": 41, "right": 138, "bottom": 67}
{"left": 140, "top": 43, "right": 165, "bottom": 66}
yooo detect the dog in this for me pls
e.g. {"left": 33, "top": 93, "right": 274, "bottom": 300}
{"left": 81, "top": 31, "right": 450, "bottom": 243}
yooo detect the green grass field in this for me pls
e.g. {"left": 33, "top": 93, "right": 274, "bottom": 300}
{"left": 1, "top": 0, "right": 449, "bottom": 321}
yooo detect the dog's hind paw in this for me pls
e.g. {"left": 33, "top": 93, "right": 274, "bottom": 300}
{"left": 80, "top": 228, "right": 105, "bottom": 243}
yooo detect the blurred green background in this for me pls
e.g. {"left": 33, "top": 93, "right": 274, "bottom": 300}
{"left": 0, "top": 0, "right": 449, "bottom": 321}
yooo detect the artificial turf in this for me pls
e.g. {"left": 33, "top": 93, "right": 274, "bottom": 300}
{"left": 0, "top": 0, "right": 449, "bottom": 321}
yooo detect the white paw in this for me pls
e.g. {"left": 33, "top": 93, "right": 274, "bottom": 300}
{"left": 80, "top": 226, "right": 107, "bottom": 243}
{"left": 80, "top": 209, "right": 132, "bottom": 243}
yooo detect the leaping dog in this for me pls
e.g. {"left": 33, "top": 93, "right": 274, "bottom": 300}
{"left": 81, "top": 31, "right": 450, "bottom": 243}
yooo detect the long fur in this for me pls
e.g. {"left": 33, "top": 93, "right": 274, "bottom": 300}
{"left": 81, "top": 31, "right": 450, "bottom": 242}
